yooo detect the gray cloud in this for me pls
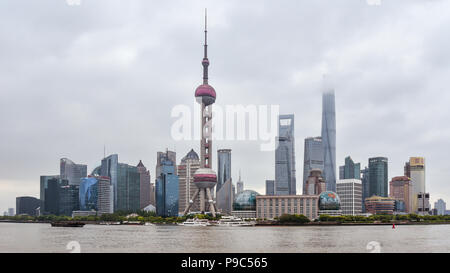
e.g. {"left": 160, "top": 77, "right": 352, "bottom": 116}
{"left": 1, "top": 0, "right": 450, "bottom": 212}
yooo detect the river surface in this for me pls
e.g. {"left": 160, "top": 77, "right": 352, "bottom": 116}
{"left": 1, "top": 223, "right": 449, "bottom": 253}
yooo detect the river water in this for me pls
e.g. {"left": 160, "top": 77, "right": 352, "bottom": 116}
{"left": 0, "top": 223, "right": 449, "bottom": 253}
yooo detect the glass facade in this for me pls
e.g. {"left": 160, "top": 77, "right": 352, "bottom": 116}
{"left": 16, "top": 197, "right": 42, "bottom": 216}
{"left": 79, "top": 177, "right": 99, "bottom": 211}
{"left": 233, "top": 190, "right": 260, "bottom": 211}
{"left": 340, "top": 156, "right": 361, "bottom": 180}
{"left": 321, "top": 90, "right": 336, "bottom": 192}
{"left": 60, "top": 158, "right": 87, "bottom": 186}
{"left": 156, "top": 158, "right": 179, "bottom": 217}
{"left": 265, "top": 180, "right": 275, "bottom": 196}
{"left": 217, "top": 149, "right": 231, "bottom": 193}
{"left": 369, "top": 157, "right": 388, "bottom": 198}
{"left": 275, "top": 115, "right": 296, "bottom": 195}
{"left": 303, "top": 137, "right": 323, "bottom": 194}
{"left": 116, "top": 164, "right": 140, "bottom": 212}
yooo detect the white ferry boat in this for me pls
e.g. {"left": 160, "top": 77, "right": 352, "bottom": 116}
{"left": 178, "top": 218, "right": 212, "bottom": 227}
{"left": 217, "top": 216, "right": 256, "bottom": 227}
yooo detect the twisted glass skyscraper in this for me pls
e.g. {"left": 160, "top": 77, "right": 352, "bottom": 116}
{"left": 321, "top": 90, "right": 336, "bottom": 192}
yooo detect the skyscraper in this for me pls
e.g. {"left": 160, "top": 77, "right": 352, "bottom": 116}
{"left": 16, "top": 197, "right": 42, "bottom": 216}
{"left": 216, "top": 149, "right": 232, "bottom": 214}
{"left": 100, "top": 154, "right": 140, "bottom": 212}
{"left": 236, "top": 171, "right": 244, "bottom": 195}
{"left": 409, "top": 157, "right": 425, "bottom": 213}
{"left": 435, "top": 199, "right": 446, "bottom": 216}
{"left": 368, "top": 157, "right": 388, "bottom": 197}
{"left": 178, "top": 149, "right": 201, "bottom": 214}
{"left": 303, "top": 137, "right": 324, "bottom": 194}
{"left": 156, "top": 156, "right": 179, "bottom": 217}
{"left": 183, "top": 12, "right": 218, "bottom": 216}
{"left": 116, "top": 163, "right": 140, "bottom": 212}
{"left": 156, "top": 150, "right": 177, "bottom": 177}
{"left": 275, "top": 114, "right": 296, "bottom": 195}
{"left": 60, "top": 158, "right": 87, "bottom": 186}
{"left": 217, "top": 149, "right": 231, "bottom": 194}
{"left": 304, "top": 169, "right": 326, "bottom": 195}
{"left": 265, "top": 180, "right": 275, "bottom": 196}
{"left": 322, "top": 90, "right": 336, "bottom": 192}
{"left": 339, "top": 156, "right": 361, "bottom": 180}
{"left": 101, "top": 154, "right": 119, "bottom": 210}
{"left": 389, "top": 176, "right": 413, "bottom": 213}
{"left": 137, "top": 160, "right": 151, "bottom": 209}
{"left": 337, "top": 179, "right": 362, "bottom": 216}
{"left": 79, "top": 176, "right": 113, "bottom": 214}
{"left": 58, "top": 179, "right": 79, "bottom": 216}
{"left": 361, "top": 167, "right": 370, "bottom": 212}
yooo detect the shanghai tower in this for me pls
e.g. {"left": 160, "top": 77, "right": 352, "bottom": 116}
{"left": 321, "top": 90, "right": 336, "bottom": 192}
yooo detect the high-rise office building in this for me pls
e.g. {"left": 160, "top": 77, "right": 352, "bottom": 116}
{"left": 236, "top": 171, "right": 244, "bottom": 195}
{"left": 7, "top": 208, "right": 15, "bottom": 217}
{"left": 409, "top": 157, "right": 425, "bottom": 213}
{"left": 60, "top": 158, "right": 87, "bottom": 186}
{"left": 417, "top": 192, "right": 430, "bottom": 215}
{"left": 339, "top": 156, "right": 361, "bottom": 180}
{"left": 368, "top": 157, "right": 388, "bottom": 197}
{"left": 100, "top": 154, "right": 140, "bottom": 212}
{"left": 216, "top": 179, "right": 233, "bottom": 215}
{"left": 337, "top": 179, "right": 363, "bottom": 216}
{"left": 389, "top": 176, "right": 413, "bottom": 213}
{"left": 322, "top": 90, "right": 336, "bottom": 192}
{"left": 41, "top": 177, "right": 79, "bottom": 216}
{"left": 303, "top": 137, "right": 324, "bottom": 194}
{"left": 265, "top": 180, "right": 275, "bottom": 196}
{"left": 101, "top": 154, "right": 119, "bottom": 210}
{"left": 116, "top": 163, "right": 140, "bottom": 212}
{"left": 156, "top": 150, "right": 177, "bottom": 177}
{"left": 59, "top": 179, "right": 80, "bottom": 216}
{"left": 156, "top": 156, "right": 179, "bottom": 217}
{"left": 275, "top": 114, "right": 296, "bottom": 195}
{"left": 137, "top": 160, "right": 152, "bottom": 209}
{"left": 16, "top": 197, "right": 42, "bottom": 216}
{"left": 361, "top": 167, "right": 370, "bottom": 212}
{"left": 216, "top": 149, "right": 232, "bottom": 215}
{"left": 435, "top": 199, "right": 446, "bottom": 216}
{"left": 304, "top": 169, "right": 326, "bottom": 195}
{"left": 217, "top": 149, "right": 231, "bottom": 193}
{"left": 178, "top": 149, "right": 201, "bottom": 213}
{"left": 79, "top": 176, "right": 112, "bottom": 214}
{"left": 404, "top": 161, "right": 411, "bottom": 178}
{"left": 40, "top": 175, "right": 60, "bottom": 212}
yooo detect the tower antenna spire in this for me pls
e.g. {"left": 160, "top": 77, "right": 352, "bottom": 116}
{"left": 202, "top": 8, "right": 209, "bottom": 84}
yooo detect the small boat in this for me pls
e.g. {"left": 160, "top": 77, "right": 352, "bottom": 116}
{"left": 217, "top": 216, "right": 256, "bottom": 227}
{"left": 51, "top": 221, "right": 85, "bottom": 228}
{"left": 178, "top": 218, "right": 211, "bottom": 226}
{"left": 144, "top": 222, "right": 155, "bottom": 226}
{"left": 122, "top": 221, "right": 144, "bottom": 225}
{"left": 99, "top": 221, "right": 121, "bottom": 225}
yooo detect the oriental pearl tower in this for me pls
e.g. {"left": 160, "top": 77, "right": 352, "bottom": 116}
{"left": 183, "top": 10, "right": 218, "bottom": 217}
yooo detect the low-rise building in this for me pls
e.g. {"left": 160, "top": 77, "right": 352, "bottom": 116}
{"left": 256, "top": 195, "right": 319, "bottom": 220}
{"left": 365, "top": 196, "right": 395, "bottom": 215}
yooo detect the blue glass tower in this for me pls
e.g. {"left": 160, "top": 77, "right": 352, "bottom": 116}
{"left": 156, "top": 158, "right": 179, "bottom": 217}
{"left": 321, "top": 90, "right": 336, "bottom": 192}
{"left": 79, "top": 177, "right": 99, "bottom": 211}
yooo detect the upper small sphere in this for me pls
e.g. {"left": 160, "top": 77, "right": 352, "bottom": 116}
{"left": 318, "top": 191, "right": 341, "bottom": 210}
{"left": 195, "top": 84, "right": 216, "bottom": 106}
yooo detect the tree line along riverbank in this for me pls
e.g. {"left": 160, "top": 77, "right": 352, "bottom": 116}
{"left": 1, "top": 212, "right": 450, "bottom": 226}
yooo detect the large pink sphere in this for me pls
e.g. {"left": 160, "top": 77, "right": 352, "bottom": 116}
{"left": 195, "top": 84, "right": 216, "bottom": 106}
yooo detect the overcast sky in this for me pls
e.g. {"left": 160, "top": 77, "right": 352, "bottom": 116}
{"left": 1, "top": 0, "right": 450, "bottom": 213}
